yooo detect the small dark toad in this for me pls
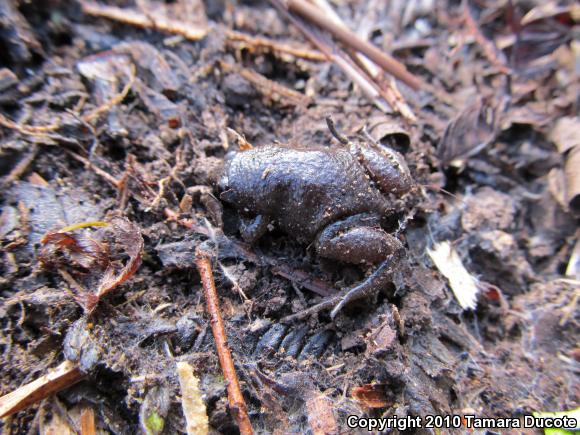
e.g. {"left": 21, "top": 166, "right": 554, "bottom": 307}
{"left": 219, "top": 119, "right": 414, "bottom": 318}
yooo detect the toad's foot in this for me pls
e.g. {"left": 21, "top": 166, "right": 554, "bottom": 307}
{"left": 280, "top": 250, "right": 401, "bottom": 323}
{"left": 329, "top": 250, "right": 402, "bottom": 318}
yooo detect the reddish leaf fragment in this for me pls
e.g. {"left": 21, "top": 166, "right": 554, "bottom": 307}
{"left": 39, "top": 218, "right": 143, "bottom": 312}
{"left": 483, "top": 285, "right": 502, "bottom": 302}
{"left": 351, "top": 384, "right": 394, "bottom": 409}
{"left": 92, "top": 217, "right": 143, "bottom": 310}
{"left": 39, "top": 231, "right": 110, "bottom": 274}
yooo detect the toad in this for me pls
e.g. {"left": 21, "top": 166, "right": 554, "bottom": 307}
{"left": 219, "top": 118, "right": 414, "bottom": 318}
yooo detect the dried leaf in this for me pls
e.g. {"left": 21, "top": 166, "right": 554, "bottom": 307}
{"left": 511, "top": 13, "right": 574, "bottom": 67}
{"left": 550, "top": 116, "right": 580, "bottom": 215}
{"left": 521, "top": 4, "right": 578, "bottom": 26}
{"left": 549, "top": 117, "right": 580, "bottom": 154}
{"left": 351, "top": 384, "right": 393, "bottom": 409}
{"left": 565, "top": 238, "right": 580, "bottom": 279}
{"left": 438, "top": 97, "right": 505, "bottom": 168}
{"left": 39, "top": 230, "right": 110, "bottom": 274}
{"left": 427, "top": 241, "right": 479, "bottom": 310}
{"left": 564, "top": 147, "right": 580, "bottom": 216}
{"left": 39, "top": 217, "right": 143, "bottom": 312}
{"left": 93, "top": 217, "right": 143, "bottom": 309}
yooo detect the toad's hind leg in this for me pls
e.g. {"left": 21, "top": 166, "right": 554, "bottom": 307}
{"left": 314, "top": 221, "right": 405, "bottom": 318}
{"left": 329, "top": 252, "right": 402, "bottom": 318}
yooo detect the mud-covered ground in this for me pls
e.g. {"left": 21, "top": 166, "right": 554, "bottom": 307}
{"left": 0, "top": 0, "right": 578, "bottom": 433}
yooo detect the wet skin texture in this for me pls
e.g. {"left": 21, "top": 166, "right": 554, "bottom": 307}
{"left": 220, "top": 139, "right": 414, "bottom": 318}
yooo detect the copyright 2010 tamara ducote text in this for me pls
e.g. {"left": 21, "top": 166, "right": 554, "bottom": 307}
{"left": 346, "top": 414, "right": 578, "bottom": 431}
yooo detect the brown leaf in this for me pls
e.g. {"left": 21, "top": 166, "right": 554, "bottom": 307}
{"left": 438, "top": 97, "right": 506, "bottom": 168}
{"left": 39, "top": 231, "right": 110, "bottom": 274}
{"left": 549, "top": 116, "right": 580, "bottom": 215}
{"left": 511, "top": 4, "right": 575, "bottom": 68}
{"left": 92, "top": 217, "right": 143, "bottom": 308}
{"left": 351, "top": 384, "right": 394, "bottom": 409}
{"left": 39, "top": 217, "right": 143, "bottom": 312}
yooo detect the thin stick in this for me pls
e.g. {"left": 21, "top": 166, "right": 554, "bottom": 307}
{"left": 463, "top": 0, "right": 510, "bottom": 74}
{"left": 286, "top": 0, "right": 423, "bottom": 90}
{"left": 80, "top": 406, "right": 96, "bottom": 435}
{"left": 80, "top": 1, "right": 208, "bottom": 40}
{"left": 65, "top": 150, "right": 121, "bottom": 188}
{"left": 81, "top": 2, "right": 325, "bottom": 61}
{"left": 269, "top": 0, "right": 390, "bottom": 112}
{"left": 194, "top": 247, "right": 253, "bottom": 435}
{"left": 220, "top": 61, "right": 307, "bottom": 105}
{"left": 0, "top": 64, "right": 135, "bottom": 136}
{"left": 1, "top": 146, "right": 38, "bottom": 186}
{"left": 0, "top": 361, "right": 85, "bottom": 418}
{"left": 311, "top": 0, "right": 416, "bottom": 121}
{"left": 226, "top": 29, "right": 326, "bottom": 61}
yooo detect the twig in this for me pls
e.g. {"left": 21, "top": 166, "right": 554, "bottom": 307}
{"left": 80, "top": 406, "right": 96, "bottom": 435}
{"left": 194, "top": 247, "right": 253, "bottom": 435}
{"left": 65, "top": 150, "right": 121, "bottom": 188}
{"left": 1, "top": 146, "right": 38, "bottom": 186}
{"left": 81, "top": 2, "right": 325, "bottom": 62}
{"left": 311, "top": 0, "right": 417, "bottom": 121}
{"left": 226, "top": 29, "right": 326, "bottom": 61}
{"left": 80, "top": 1, "right": 208, "bottom": 40}
{"left": 463, "top": 0, "right": 510, "bottom": 74}
{"left": 220, "top": 61, "right": 308, "bottom": 106}
{"left": 269, "top": 0, "right": 391, "bottom": 112}
{"left": 0, "top": 112, "right": 61, "bottom": 136}
{"left": 271, "top": 265, "right": 333, "bottom": 297}
{"left": 281, "top": 292, "right": 344, "bottom": 323}
{"left": 0, "top": 361, "right": 85, "bottom": 418}
{"left": 285, "top": 0, "right": 423, "bottom": 90}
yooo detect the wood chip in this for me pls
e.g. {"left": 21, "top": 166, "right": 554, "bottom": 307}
{"left": 0, "top": 361, "right": 84, "bottom": 418}
{"left": 427, "top": 241, "right": 479, "bottom": 310}
{"left": 176, "top": 361, "right": 209, "bottom": 435}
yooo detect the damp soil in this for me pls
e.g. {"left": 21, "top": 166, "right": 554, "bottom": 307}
{"left": 0, "top": 0, "right": 578, "bottom": 434}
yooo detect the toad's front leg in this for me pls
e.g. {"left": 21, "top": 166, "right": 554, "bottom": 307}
{"left": 314, "top": 216, "right": 405, "bottom": 318}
